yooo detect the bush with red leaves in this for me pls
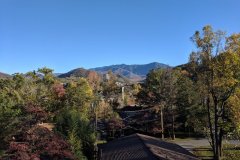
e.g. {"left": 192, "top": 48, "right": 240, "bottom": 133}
{"left": 52, "top": 83, "right": 65, "bottom": 99}
{"left": 7, "top": 142, "right": 39, "bottom": 160}
{"left": 23, "top": 104, "right": 48, "bottom": 122}
{"left": 107, "top": 117, "right": 125, "bottom": 131}
{"left": 5, "top": 126, "right": 75, "bottom": 160}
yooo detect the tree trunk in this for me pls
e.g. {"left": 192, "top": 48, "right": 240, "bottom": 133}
{"left": 219, "top": 128, "right": 223, "bottom": 157}
{"left": 219, "top": 101, "right": 226, "bottom": 157}
{"left": 206, "top": 96, "right": 216, "bottom": 157}
{"left": 214, "top": 103, "right": 219, "bottom": 160}
{"left": 168, "top": 129, "right": 172, "bottom": 139}
{"left": 188, "top": 127, "right": 191, "bottom": 137}
{"left": 160, "top": 106, "right": 164, "bottom": 139}
{"left": 172, "top": 113, "right": 175, "bottom": 140}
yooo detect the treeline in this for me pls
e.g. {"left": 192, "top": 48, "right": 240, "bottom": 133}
{"left": 0, "top": 67, "right": 126, "bottom": 159}
{"left": 138, "top": 25, "right": 240, "bottom": 160}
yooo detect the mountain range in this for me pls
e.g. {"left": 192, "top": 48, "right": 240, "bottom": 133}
{"left": 0, "top": 72, "right": 11, "bottom": 78}
{"left": 1, "top": 62, "right": 170, "bottom": 82}
{"left": 91, "top": 62, "right": 169, "bottom": 81}
{"left": 59, "top": 62, "right": 170, "bottom": 82}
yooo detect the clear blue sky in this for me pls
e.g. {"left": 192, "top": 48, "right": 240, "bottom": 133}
{"left": 0, "top": 0, "right": 240, "bottom": 74}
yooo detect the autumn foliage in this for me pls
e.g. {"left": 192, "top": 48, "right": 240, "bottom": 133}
{"left": 6, "top": 126, "right": 74, "bottom": 160}
{"left": 52, "top": 83, "right": 65, "bottom": 99}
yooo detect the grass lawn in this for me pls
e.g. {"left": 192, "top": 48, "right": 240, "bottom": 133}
{"left": 222, "top": 144, "right": 240, "bottom": 160}
{"left": 193, "top": 144, "right": 240, "bottom": 160}
{"left": 193, "top": 146, "right": 213, "bottom": 159}
{"left": 166, "top": 137, "right": 240, "bottom": 159}
{"left": 97, "top": 140, "right": 107, "bottom": 145}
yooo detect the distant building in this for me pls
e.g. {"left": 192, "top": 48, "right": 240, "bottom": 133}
{"left": 104, "top": 73, "right": 110, "bottom": 81}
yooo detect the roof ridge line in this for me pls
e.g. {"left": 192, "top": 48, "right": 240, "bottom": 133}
{"left": 136, "top": 133, "right": 159, "bottom": 159}
{"left": 137, "top": 134, "right": 199, "bottom": 160}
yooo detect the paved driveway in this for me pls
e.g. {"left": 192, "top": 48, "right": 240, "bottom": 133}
{"left": 173, "top": 138, "right": 240, "bottom": 151}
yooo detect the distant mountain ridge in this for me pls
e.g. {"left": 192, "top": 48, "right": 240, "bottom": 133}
{"left": 58, "top": 62, "right": 170, "bottom": 82}
{"left": 58, "top": 68, "right": 99, "bottom": 79}
{"left": 1, "top": 62, "right": 170, "bottom": 81}
{"left": 0, "top": 72, "right": 11, "bottom": 78}
{"left": 91, "top": 62, "right": 170, "bottom": 81}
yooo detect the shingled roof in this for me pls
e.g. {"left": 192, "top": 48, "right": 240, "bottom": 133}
{"left": 98, "top": 134, "right": 199, "bottom": 160}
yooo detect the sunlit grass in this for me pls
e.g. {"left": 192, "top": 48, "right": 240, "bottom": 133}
{"left": 193, "top": 144, "right": 240, "bottom": 160}
{"left": 97, "top": 140, "right": 107, "bottom": 145}
{"left": 193, "top": 146, "right": 213, "bottom": 159}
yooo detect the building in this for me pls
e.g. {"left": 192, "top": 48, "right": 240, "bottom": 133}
{"left": 98, "top": 134, "right": 199, "bottom": 160}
